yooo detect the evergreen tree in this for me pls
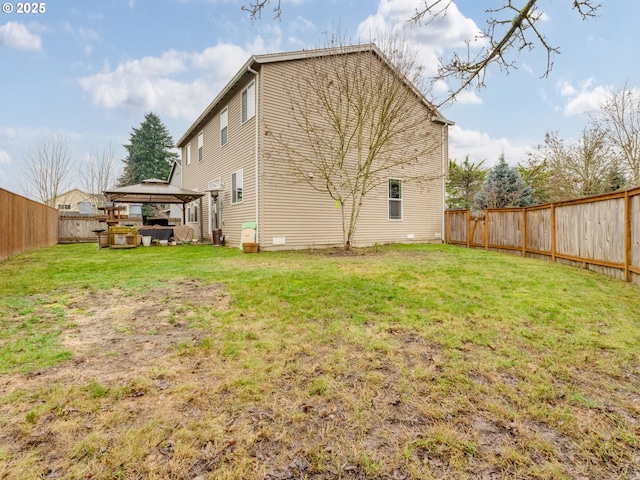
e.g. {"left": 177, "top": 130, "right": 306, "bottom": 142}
{"left": 446, "top": 156, "right": 488, "bottom": 209}
{"left": 604, "top": 161, "right": 628, "bottom": 193}
{"left": 117, "top": 113, "right": 178, "bottom": 187}
{"left": 474, "top": 154, "right": 534, "bottom": 211}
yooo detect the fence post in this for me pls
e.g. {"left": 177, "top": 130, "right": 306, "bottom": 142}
{"left": 445, "top": 210, "right": 450, "bottom": 244}
{"left": 484, "top": 210, "right": 489, "bottom": 251}
{"left": 550, "top": 203, "right": 556, "bottom": 262}
{"left": 466, "top": 210, "right": 471, "bottom": 248}
{"left": 625, "top": 191, "right": 631, "bottom": 282}
{"left": 522, "top": 207, "right": 527, "bottom": 257}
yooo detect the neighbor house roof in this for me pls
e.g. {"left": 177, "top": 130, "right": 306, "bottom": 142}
{"left": 176, "top": 43, "right": 453, "bottom": 148}
{"left": 104, "top": 179, "right": 204, "bottom": 204}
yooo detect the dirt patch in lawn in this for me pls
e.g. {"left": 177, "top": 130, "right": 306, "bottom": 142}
{"left": 1, "top": 280, "right": 227, "bottom": 394}
{"left": 1, "top": 279, "right": 639, "bottom": 479}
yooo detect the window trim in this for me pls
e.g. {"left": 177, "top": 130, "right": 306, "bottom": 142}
{"left": 231, "top": 169, "right": 243, "bottom": 204}
{"left": 197, "top": 131, "right": 204, "bottom": 162}
{"left": 188, "top": 201, "right": 199, "bottom": 223}
{"left": 241, "top": 81, "right": 256, "bottom": 124}
{"left": 220, "top": 107, "right": 228, "bottom": 146}
{"left": 185, "top": 144, "right": 191, "bottom": 166}
{"left": 388, "top": 178, "right": 402, "bottom": 221}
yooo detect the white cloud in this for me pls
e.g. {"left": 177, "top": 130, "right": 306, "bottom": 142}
{"left": 538, "top": 87, "right": 548, "bottom": 102}
{"left": 289, "top": 15, "right": 315, "bottom": 34}
{"left": 78, "top": 44, "right": 252, "bottom": 120}
{"left": 0, "top": 148, "right": 11, "bottom": 188}
{"left": 63, "top": 23, "right": 99, "bottom": 42}
{"left": 190, "top": 44, "right": 248, "bottom": 73}
{"left": 357, "top": 0, "right": 484, "bottom": 76}
{"left": 0, "top": 150, "right": 10, "bottom": 165}
{"left": 64, "top": 22, "right": 99, "bottom": 56}
{"left": 0, "top": 21, "right": 42, "bottom": 51}
{"left": 449, "top": 125, "right": 532, "bottom": 166}
{"left": 453, "top": 90, "right": 482, "bottom": 105}
{"left": 557, "top": 79, "right": 577, "bottom": 97}
{"left": 0, "top": 128, "right": 17, "bottom": 139}
{"left": 559, "top": 78, "right": 612, "bottom": 116}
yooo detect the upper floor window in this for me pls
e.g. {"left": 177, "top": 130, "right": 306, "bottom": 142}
{"left": 389, "top": 179, "right": 402, "bottom": 220}
{"left": 220, "top": 107, "right": 228, "bottom": 146}
{"left": 198, "top": 131, "right": 204, "bottom": 161}
{"left": 242, "top": 81, "right": 255, "bottom": 123}
{"left": 185, "top": 144, "right": 191, "bottom": 166}
{"left": 232, "top": 169, "right": 243, "bottom": 204}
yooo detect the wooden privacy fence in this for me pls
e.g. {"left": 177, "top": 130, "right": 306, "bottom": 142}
{"left": 0, "top": 188, "right": 59, "bottom": 262}
{"left": 58, "top": 216, "right": 127, "bottom": 244}
{"left": 58, "top": 216, "right": 181, "bottom": 244}
{"left": 445, "top": 186, "right": 640, "bottom": 286}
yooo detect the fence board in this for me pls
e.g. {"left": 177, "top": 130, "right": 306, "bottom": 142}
{"left": 525, "top": 207, "right": 551, "bottom": 253}
{"left": 471, "top": 218, "right": 485, "bottom": 246}
{"left": 58, "top": 217, "right": 145, "bottom": 243}
{"left": 445, "top": 186, "right": 640, "bottom": 285}
{"left": 488, "top": 210, "right": 522, "bottom": 248}
{"left": 446, "top": 210, "right": 468, "bottom": 244}
{"left": 0, "top": 188, "right": 58, "bottom": 262}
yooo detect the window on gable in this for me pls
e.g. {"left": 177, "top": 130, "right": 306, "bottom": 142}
{"left": 198, "top": 131, "right": 203, "bottom": 161}
{"left": 232, "top": 169, "right": 243, "bottom": 204}
{"left": 242, "top": 81, "right": 255, "bottom": 123}
{"left": 185, "top": 144, "right": 191, "bottom": 166}
{"left": 220, "top": 107, "right": 228, "bottom": 146}
{"left": 388, "top": 179, "right": 402, "bottom": 220}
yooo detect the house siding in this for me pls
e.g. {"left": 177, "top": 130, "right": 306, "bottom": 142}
{"left": 181, "top": 76, "right": 258, "bottom": 245}
{"left": 258, "top": 58, "right": 445, "bottom": 250}
{"left": 178, "top": 47, "right": 448, "bottom": 250}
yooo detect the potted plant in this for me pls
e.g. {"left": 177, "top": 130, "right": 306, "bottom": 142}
{"left": 242, "top": 242, "right": 259, "bottom": 253}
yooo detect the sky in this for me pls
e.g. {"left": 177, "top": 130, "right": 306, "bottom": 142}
{"left": 1, "top": 0, "right": 639, "bottom": 198}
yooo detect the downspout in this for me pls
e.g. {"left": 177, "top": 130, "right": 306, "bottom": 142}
{"left": 248, "top": 65, "right": 259, "bottom": 245}
{"left": 432, "top": 114, "right": 454, "bottom": 243}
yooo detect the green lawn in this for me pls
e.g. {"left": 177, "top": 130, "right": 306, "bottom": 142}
{"left": 0, "top": 243, "right": 638, "bottom": 479}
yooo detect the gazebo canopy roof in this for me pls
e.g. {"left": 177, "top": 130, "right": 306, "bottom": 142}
{"left": 104, "top": 179, "right": 205, "bottom": 204}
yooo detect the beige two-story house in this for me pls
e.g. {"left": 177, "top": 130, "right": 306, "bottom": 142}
{"left": 176, "top": 44, "right": 452, "bottom": 250}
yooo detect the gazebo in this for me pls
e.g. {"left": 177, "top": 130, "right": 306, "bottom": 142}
{"left": 103, "top": 178, "right": 205, "bottom": 225}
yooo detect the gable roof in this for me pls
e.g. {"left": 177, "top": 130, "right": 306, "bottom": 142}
{"left": 176, "top": 43, "right": 452, "bottom": 148}
{"left": 49, "top": 188, "right": 104, "bottom": 204}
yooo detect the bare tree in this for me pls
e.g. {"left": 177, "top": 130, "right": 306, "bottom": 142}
{"left": 528, "top": 131, "right": 575, "bottom": 202}
{"left": 242, "top": 1, "right": 602, "bottom": 107}
{"left": 20, "top": 132, "right": 74, "bottom": 206}
{"left": 78, "top": 141, "right": 120, "bottom": 213}
{"left": 567, "top": 127, "right": 617, "bottom": 196}
{"left": 529, "top": 128, "right": 618, "bottom": 201}
{"left": 265, "top": 37, "right": 442, "bottom": 249}
{"left": 591, "top": 84, "right": 640, "bottom": 186}
{"left": 242, "top": 0, "right": 281, "bottom": 20}
{"left": 411, "top": 1, "right": 601, "bottom": 106}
